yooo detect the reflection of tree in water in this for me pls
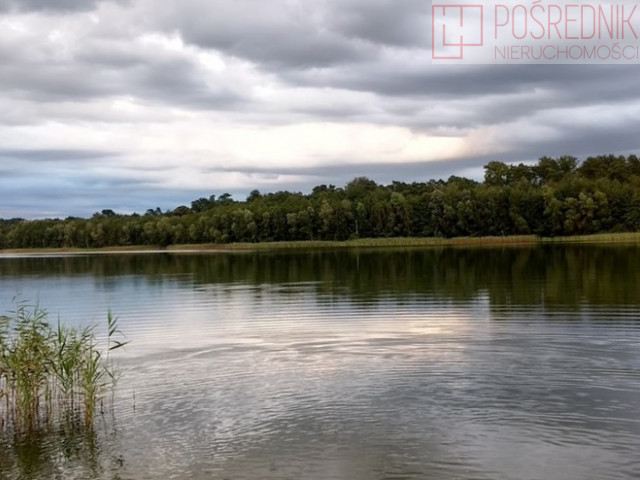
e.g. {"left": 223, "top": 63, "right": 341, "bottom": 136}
{"left": 1, "top": 245, "right": 640, "bottom": 309}
{"left": 0, "top": 418, "right": 125, "bottom": 480}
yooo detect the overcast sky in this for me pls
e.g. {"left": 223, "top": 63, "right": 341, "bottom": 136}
{"left": 1, "top": 0, "right": 639, "bottom": 218}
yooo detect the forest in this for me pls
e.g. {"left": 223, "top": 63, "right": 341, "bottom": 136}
{"left": 2, "top": 155, "right": 640, "bottom": 249}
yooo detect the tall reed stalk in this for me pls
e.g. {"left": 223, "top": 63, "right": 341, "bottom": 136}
{"left": 0, "top": 300, "right": 128, "bottom": 433}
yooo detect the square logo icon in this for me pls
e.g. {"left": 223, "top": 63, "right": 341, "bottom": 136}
{"left": 432, "top": 4, "right": 484, "bottom": 60}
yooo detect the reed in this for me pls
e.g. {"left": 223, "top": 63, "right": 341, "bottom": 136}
{"left": 3, "top": 232, "right": 640, "bottom": 255}
{"left": 161, "top": 235, "right": 541, "bottom": 251}
{"left": 0, "top": 300, "right": 127, "bottom": 433}
{"left": 541, "top": 232, "right": 640, "bottom": 244}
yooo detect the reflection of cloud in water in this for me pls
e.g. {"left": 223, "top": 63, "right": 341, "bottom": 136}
{"left": 115, "top": 281, "right": 484, "bottom": 361}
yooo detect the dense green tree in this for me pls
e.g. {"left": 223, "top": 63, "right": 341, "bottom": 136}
{"left": 3, "top": 155, "right": 640, "bottom": 249}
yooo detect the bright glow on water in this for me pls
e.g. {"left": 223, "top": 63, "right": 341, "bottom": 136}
{"left": 1, "top": 247, "right": 640, "bottom": 479}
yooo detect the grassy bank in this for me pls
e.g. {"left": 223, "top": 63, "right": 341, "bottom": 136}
{"left": 2, "top": 232, "right": 640, "bottom": 255}
{"left": 540, "top": 232, "right": 640, "bottom": 244}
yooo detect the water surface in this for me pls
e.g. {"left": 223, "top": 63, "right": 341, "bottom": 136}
{"left": 1, "top": 246, "right": 639, "bottom": 479}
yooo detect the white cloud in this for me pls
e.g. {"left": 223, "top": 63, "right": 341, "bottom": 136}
{"left": 1, "top": 0, "right": 640, "bottom": 217}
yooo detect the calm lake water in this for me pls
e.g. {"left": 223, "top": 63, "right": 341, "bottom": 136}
{"left": 1, "top": 246, "right": 640, "bottom": 480}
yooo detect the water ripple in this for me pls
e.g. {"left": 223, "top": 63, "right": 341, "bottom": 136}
{"left": 1, "top": 251, "right": 640, "bottom": 479}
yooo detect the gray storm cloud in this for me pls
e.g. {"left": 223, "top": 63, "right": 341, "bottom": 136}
{"left": 0, "top": 0, "right": 639, "bottom": 218}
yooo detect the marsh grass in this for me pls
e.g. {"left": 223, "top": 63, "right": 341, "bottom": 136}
{"left": 165, "top": 235, "right": 542, "bottom": 251}
{"left": 540, "top": 232, "right": 640, "bottom": 244}
{"left": 3, "top": 232, "right": 640, "bottom": 255}
{"left": 0, "top": 300, "right": 128, "bottom": 433}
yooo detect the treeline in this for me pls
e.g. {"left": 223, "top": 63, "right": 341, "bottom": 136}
{"left": 2, "top": 154, "right": 640, "bottom": 249}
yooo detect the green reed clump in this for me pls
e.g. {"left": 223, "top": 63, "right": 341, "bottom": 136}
{"left": 0, "top": 301, "right": 128, "bottom": 433}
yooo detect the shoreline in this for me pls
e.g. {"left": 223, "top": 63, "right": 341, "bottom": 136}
{"left": 1, "top": 233, "right": 640, "bottom": 255}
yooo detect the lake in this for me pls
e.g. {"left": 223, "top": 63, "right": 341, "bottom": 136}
{"left": 1, "top": 245, "right": 640, "bottom": 480}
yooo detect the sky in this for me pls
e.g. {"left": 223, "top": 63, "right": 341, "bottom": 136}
{"left": 1, "top": 0, "right": 640, "bottom": 218}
